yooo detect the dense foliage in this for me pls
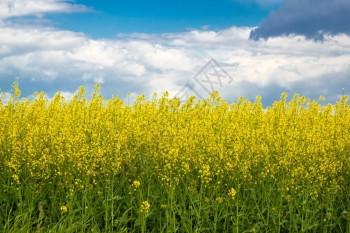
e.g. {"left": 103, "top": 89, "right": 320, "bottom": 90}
{"left": 1, "top": 83, "right": 350, "bottom": 232}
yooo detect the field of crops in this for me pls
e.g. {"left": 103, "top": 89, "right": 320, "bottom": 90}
{"left": 1, "top": 82, "right": 350, "bottom": 232}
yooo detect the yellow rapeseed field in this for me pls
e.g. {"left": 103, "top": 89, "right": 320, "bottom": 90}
{"left": 1, "top": 82, "right": 350, "bottom": 232}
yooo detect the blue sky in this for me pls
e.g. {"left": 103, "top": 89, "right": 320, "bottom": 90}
{"left": 0, "top": 0, "right": 349, "bottom": 105}
{"left": 47, "top": 0, "right": 281, "bottom": 37}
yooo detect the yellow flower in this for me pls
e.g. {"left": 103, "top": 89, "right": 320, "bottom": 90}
{"left": 228, "top": 188, "right": 237, "bottom": 200}
{"left": 60, "top": 205, "right": 68, "bottom": 213}
{"left": 140, "top": 201, "right": 151, "bottom": 214}
{"left": 132, "top": 180, "right": 141, "bottom": 190}
{"left": 216, "top": 197, "right": 224, "bottom": 204}
{"left": 2, "top": 82, "right": 350, "bottom": 231}
{"left": 12, "top": 174, "right": 20, "bottom": 184}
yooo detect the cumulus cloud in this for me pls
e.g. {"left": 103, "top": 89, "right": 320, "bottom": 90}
{"left": 0, "top": 23, "right": 349, "bottom": 105}
{"left": 250, "top": 0, "right": 350, "bottom": 40}
{"left": 0, "top": 1, "right": 349, "bottom": 104}
{"left": 1, "top": 0, "right": 348, "bottom": 105}
{"left": 0, "top": 0, "right": 88, "bottom": 20}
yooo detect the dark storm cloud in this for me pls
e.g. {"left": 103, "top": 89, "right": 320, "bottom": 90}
{"left": 250, "top": 0, "right": 350, "bottom": 40}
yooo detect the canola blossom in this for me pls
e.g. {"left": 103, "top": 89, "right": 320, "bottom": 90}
{"left": 1, "top": 82, "right": 350, "bottom": 232}
{"left": 60, "top": 205, "right": 68, "bottom": 214}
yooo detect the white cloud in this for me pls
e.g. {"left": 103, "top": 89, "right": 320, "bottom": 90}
{"left": 0, "top": 91, "right": 11, "bottom": 103}
{"left": 59, "top": 91, "right": 74, "bottom": 101}
{"left": 0, "top": 23, "right": 349, "bottom": 105}
{"left": 0, "top": 0, "right": 88, "bottom": 20}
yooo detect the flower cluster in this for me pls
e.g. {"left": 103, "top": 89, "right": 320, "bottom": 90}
{"left": 1, "top": 83, "right": 350, "bottom": 232}
{"left": 228, "top": 188, "right": 237, "bottom": 200}
{"left": 140, "top": 201, "right": 151, "bottom": 214}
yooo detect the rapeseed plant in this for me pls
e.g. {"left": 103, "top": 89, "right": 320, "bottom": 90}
{"left": 228, "top": 188, "right": 237, "bottom": 200}
{"left": 0, "top": 83, "right": 350, "bottom": 232}
{"left": 140, "top": 201, "right": 151, "bottom": 215}
{"left": 60, "top": 205, "right": 68, "bottom": 214}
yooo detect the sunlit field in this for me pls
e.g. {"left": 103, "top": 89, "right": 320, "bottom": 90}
{"left": 1, "top": 82, "right": 350, "bottom": 232}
